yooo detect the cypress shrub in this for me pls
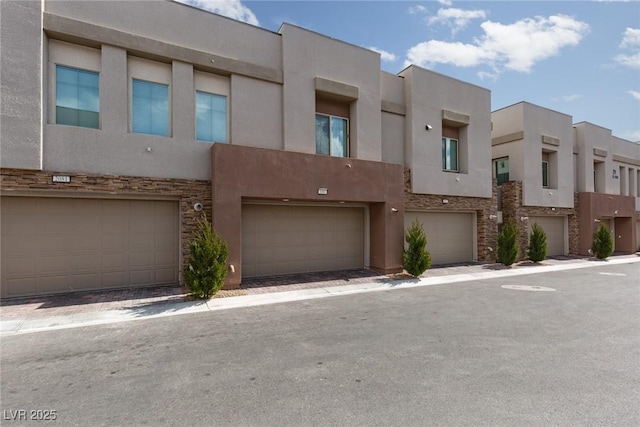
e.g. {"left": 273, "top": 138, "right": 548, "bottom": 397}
{"left": 592, "top": 223, "right": 613, "bottom": 260}
{"left": 527, "top": 223, "right": 547, "bottom": 263}
{"left": 184, "top": 216, "right": 229, "bottom": 298}
{"left": 497, "top": 219, "right": 519, "bottom": 266}
{"left": 403, "top": 220, "right": 431, "bottom": 277}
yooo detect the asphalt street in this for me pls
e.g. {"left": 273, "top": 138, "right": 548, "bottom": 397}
{"left": 1, "top": 262, "right": 639, "bottom": 426}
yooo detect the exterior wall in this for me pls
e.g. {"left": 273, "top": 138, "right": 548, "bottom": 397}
{"left": 279, "top": 24, "right": 382, "bottom": 160}
{"left": 521, "top": 104, "right": 574, "bottom": 208}
{"left": 400, "top": 66, "right": 492, "bottom": 198}
{"left": 44, "top": 0, "right": 282, "bottom": 71}
{"left": 577, "top": 192, "right": 637, "bottom": 255}
{"left": 211, "top": 144, "right": 405, "bottom": 288}
{"left": 501, "top": 182, "right": 579, "bottom": 260}
{"left": 381, "top": 112, "right": 405, "bottom": 165}
{"left": 380, "top": 71, "right": 406, "bottom": 165}
{"left": 404, "top": 170, "right": 498, "bottom": 263}
{"left": 574, "top": 122, "right": 640, "bottom": 203}
{"left": 0, "top": 0, "right": 43, "bottom": 170}
{"left": 33, "top": 0, "right": 286, "bottom": 181}
{"left": 230, "top": 75, "right": 283, "bottom": 150}
{"left": 0, "top": 168, "right": 211, "bottom": 279}
{"left": 491, "top": 103, "right": 574, "bottom": 209}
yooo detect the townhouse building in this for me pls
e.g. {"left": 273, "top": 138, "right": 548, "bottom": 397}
{"left": 0, "top": 0, "right": 496, "bottom": 298}
{"left": 1, "top": 1, "right": 636, "bottom": 299}
{"left": 574, "top": 122, "right": 640, "bottom": 254}
{"left": 491, "top": 103, "right": 640, "bottom": 258}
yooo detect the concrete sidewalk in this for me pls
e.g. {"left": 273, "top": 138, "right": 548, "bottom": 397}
{"left": 2, "top": 255, "right": 638, "bottom": 336}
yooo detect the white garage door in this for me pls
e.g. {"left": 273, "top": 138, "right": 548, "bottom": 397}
{"left": 242, "top": 205, "right": 364, "bottom": 278}
{"left": 1, "top": 197, "right": 179, "bottom": 297}
{"left": 404, "top": 211, "right": 474, "bottom": 265}
{"left": 529, "top": 216, "right": 565, "bottom": 256}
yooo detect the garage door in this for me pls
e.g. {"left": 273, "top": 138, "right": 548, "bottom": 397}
{"left": 404, "top": 211, "right": 474, "bottom": 265}
{"left": 1, "top": 197, "right": 179, "bottom": 297}
{"left": 529, "top": 216, "right": 565, "bottom": 256}
{"left": 242, "top": 205, "right": 364, "bottom": 278}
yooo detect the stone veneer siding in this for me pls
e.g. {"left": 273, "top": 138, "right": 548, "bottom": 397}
{"left": 500, "top": 181, "right": 579, "bottom": 260}
{"left": 0, "top": 168, "right": 211, "bottom": 282}
{"left": 404, "top": 169, "right": 499, "bottom": 263}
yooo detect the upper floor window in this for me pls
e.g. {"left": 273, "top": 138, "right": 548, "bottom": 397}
{"left": 316, "top": 114, "right": 348, "bottom": 157}
{"left": 542, "top": 161, "right": 549, "bottom": 188}
{"left": 495, "top": 157, "right": 509, "bottom": 185}
{"left": 196, "top": 91, "right": 227, "bottom": 143}
{"left": 442, "top": 137, "right": 459, "bottom": 172}
{"left": 55, "top": 65, "right": 99, "bottom": 129}
{"left": 132, "top": 79, "right": 169, "bottom": 136}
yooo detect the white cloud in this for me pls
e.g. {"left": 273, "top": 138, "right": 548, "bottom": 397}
{"left": 428, "top": 8, "right": 487, "bottom": 34}
{"left": 620, "top": 130, "right": 640, "bottom": 142}
{"left": 438, "top": 0, "right": 453, "bottom": 6}
{"left": 619, "top": 28, "right": 640, "bottom": 49}
{"left": 368, "top": 47, "right": 398, "bottom": 63}
{"left": 629, "top": 90, "right": 640, "bottom": 101}
{"left": 408, "top": 5, "right": 427, "bottom": 15}
{"left": 555, "top": 94, "right": 583, "bottom": 102}
{"left": 615, "top": 52, "right": 640, "bottom": 69}
{"left": 405, "top": 14, "right": 589, "bottom": 75}
{"left": 176, "top": 0, "right": 259, "bottom": 26}
{"left": 614, "top": 28, "right": 640, "bottom": 69}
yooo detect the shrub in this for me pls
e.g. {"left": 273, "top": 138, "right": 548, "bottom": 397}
{"left": 403, "top": 220, "right": 431, "bottom": 277}
{"left": 591, "top": 223, "right": 613, "bottom": 260}
{"left": 184, "top": 215, "right": 229, "bottom": 298}
{"left": 527, "top": 223, "right": 547, "bottom": 263}
{"left": 497, "top": 219, "right": 519, "bottom": 266}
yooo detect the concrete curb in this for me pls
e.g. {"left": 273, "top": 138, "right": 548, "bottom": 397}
{"left": 2, "top": 256, "right": 639, "bottom": 336}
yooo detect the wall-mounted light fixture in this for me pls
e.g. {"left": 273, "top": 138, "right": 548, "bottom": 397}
{"left": 551, "top": 207, "right": 556, "bottom": 211}
{"left": 345, "top": 163, "right": 352, "bottom": 168}
{"left": 614, "top": 210, "right": 619, "bottom": 215}
{"left": 520, "top": 216, "right": 529, "bottom": 221}
{"left": 425, "top": 125, "right": 433, "bottom": 131}
{"left": 391, "top": 208, "right": 398, "bottom": 213}
{"left": 489, "top": 214, "right": 497, "bottom": 220}
{"left": 146, "top": 146, "right": 152, "bottom": 152}
{"left": 442, "top": 199, "right": 449, "bottom": 204}
{"left": 594, "top": 219, "right": 601, "bottom": 223}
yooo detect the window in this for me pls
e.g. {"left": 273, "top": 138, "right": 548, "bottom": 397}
{"left": 542, "top": 161, "right": 549, "bottom": 188}
{"left": 196, "top": 91, "right": 227, "bottom": 143}
{"left": 316, "top": 114, "right": 348, "bottom": 157}
{"left": 55, "top": 65, "right": 99, "bottom": 129}
{"left": 132, "top": 79, "right": 169, "bottom": 136}
{"left": 442, "top": 137, "right": 458, "bottom": 172}
{"left": 495, "top": 157, "right": 509, "bottom": 185}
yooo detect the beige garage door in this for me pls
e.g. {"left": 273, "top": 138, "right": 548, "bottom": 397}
{"left": 1, "top": 197, "right": 179, "bottom": 297}
{"left": 242, "top": 205, "right": 364, "bottom": 278}
{"left": 529, "top": 216, "right": 565, "bottom": 256}
{"left": 404, "top": 211, "right": 474, "bottom": 265}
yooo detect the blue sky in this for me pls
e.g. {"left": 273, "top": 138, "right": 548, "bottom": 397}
{"left": 179, "top": 0, "right": 640, "bottom": 141}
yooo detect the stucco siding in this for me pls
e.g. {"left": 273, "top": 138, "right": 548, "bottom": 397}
{"left": 0, "top": 0, "right": 43, "bottom": 170}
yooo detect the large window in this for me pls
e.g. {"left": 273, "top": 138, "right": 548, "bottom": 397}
{"left": 196, "top": 91, "right": 227, "bottom": 143}
{"left": 55, "top": 65, "right": 99, "bottom": 129}
{"left": 132, "top": 79, "right": 169, "bottom": 136}
{"left": 542, "top": 161, "right": 549, "bottom": 188}
{"left": 316, "top": 114, "right": 348, "bottom": 157}
{"left": 442, "top": 137, "right": 459, "bottom": 172}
